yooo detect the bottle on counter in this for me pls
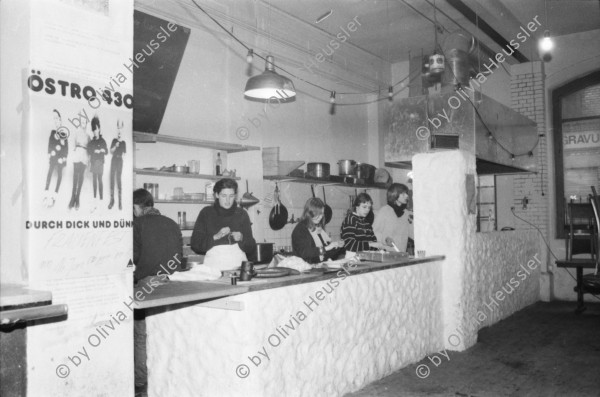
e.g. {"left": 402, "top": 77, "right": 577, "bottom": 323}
{"left": 215, "top": 152, "right": 222, "bottom": 176}
{"left": 177, "top": 211, "right": 182, "bottom": 227}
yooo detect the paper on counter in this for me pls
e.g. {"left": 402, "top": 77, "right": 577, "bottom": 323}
{"left": 169, "top": 265, "right": 222, "bottom": 282}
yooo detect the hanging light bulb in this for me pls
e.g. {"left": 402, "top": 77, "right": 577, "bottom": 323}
{"left": 388, "top": 86, "right": 393, "bottom": 101}
{"left": 538, "top": 30, "right": 554, "bottom": 62}
{"left": 244, "top": 55, "right": 296, "bottom": 101}
{"left": 246, "top": 49, "right": 254, "bottom": 64}
{"left": 329, "top": 91, "right": 336, "bottom": 115}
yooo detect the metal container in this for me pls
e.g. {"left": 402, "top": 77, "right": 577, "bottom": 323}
{"left": 307, "top": 163, "right": 330, "bottom": 179}
{"left": 255, "top": 243, "right": 274, "bottom": 264}
{"left": 337, "top": 160, "right": 356, "bottom": 176}
{"left": 355, "top": 163, "right": 376, "bottom": 183}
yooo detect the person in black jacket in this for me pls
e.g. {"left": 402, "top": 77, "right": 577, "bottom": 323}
{"left": 132, "top": 188, "right": 183, "bottom": 393}
{"left": 292, "top": 197, "right": 344, "bottom": 263}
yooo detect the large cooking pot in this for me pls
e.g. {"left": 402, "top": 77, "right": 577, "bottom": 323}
{"left": 307, "top": 163, "right": 330, "bottom": 179}
{"left": 355, "top": 163, "right": 376, "bottom": 183}
{"left": 338, "top": 160, "right": 356, "bottom": 176}
{"left": 255, "top": 242, "right": 274, "bottom": 264}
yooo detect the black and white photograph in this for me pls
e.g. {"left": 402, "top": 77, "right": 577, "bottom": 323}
{"left": 1, "top": 0, "right": 599, "bottom": 396}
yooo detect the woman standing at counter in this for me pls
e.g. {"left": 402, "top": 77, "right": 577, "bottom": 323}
{"left": 373, "top": 183, "right": 414, "bottom": 252}
{"left": 191, "top": 178, "right": 257, "bottom": 263}
{"left": 292, "top": 197, "right": 344, "bottom": 263}
{"left": 341, "top": 193, "right": 382, "bottom": 252}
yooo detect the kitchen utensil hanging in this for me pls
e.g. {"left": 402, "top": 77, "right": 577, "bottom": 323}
{"left": 322, "top": 186, "right": 332, "bottom": 225}
{"left": 241, "top": 180, "right": 260, "bottom": 208}
{"left": 269, "top": 182, "right": 288, "bottom": 230}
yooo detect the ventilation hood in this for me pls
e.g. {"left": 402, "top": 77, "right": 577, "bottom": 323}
{"left": 384, "top": 91, "right": 538, "bottom": 175}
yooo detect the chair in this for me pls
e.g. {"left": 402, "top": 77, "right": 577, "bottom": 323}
{"left": 556, "top": 186, "right": 600, "bottom": 313}
{"left": 565, "top": 201, "right": 596, "bottom": 260}
{"left": 581, "top": 187, "right": 600, "bottom": 295}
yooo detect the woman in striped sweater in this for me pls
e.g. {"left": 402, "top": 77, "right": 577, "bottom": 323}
{"left": 341, "top": 193, "right": 384, "bottom": 252}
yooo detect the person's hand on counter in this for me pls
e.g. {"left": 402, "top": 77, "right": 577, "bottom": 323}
{"left": 213, "top": 227, "right": 231, "bottom": 240}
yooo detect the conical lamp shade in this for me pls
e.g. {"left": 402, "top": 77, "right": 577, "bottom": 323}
{"left": 244, "top": 55, "right": 296, "bottom": 101}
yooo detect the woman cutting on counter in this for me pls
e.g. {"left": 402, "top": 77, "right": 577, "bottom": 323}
{"left": 191, "top": 178, "right": 256, "bottom": 268}
{"left": 292, "top": 197, "right": 345, "bottom": 263}
{"left": 373, "top": 183, "right": 414, "bottom": 252}
{"left": 341, "top": 193, "right": 384, "bottom": 252}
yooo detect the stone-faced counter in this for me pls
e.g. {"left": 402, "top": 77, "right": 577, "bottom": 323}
{"left": 140, "top": 256, "right": 445, "bottom": 397}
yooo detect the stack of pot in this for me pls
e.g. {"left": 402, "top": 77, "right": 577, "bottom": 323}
{"left": 337, "top": 160, "right": 376, "bottom": 184}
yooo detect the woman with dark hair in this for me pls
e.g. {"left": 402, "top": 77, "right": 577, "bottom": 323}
{"left": 292, "top": 197, "right": 345, "bottom": 263}
{"left": 373, "top": 183, "right": 414, "bottom": 252}
{"left": 190, "top": 178, "right": 256, "bottom": 265}
{"left": 88, "top": 115, "right": 107, "bottom": 211}
{"left": 341, "top": 192, "right": 383, "bottom": 252}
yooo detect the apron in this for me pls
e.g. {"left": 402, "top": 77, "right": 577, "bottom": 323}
{"left": 202, "top": 244, "right": 248, "bottom": 272}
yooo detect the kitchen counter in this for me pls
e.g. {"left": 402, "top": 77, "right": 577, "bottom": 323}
{"left": 142, "top": 255, "right": 445, "bottom": 397}
{"left": 0, "top": 284, "right": 68, "bottom": 325}
{"left": 134, "top": 256, "right": 444, "bottom": 309}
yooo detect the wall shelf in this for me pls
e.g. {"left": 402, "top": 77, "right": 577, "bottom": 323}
{"left": 155, "top": 199, "right": 214, "bottom": 205}
{"left": 135, "top": 169, "right": 239, "bottom": 180}
{"left": 264, "top": 175, "right": 388, "bottom": 190}
{"left": 133, "top": 131, "right": 260, "bottom": 153}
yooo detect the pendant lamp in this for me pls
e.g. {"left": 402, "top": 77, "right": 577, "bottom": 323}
{"left": 244, "top": 55, "right": 296, "bottom": 101}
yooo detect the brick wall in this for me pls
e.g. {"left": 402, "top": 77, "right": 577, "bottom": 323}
{"left": 510, "top": 62, "right": 549, "bottom": 237}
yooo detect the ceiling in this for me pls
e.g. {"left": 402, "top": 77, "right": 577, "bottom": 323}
{"left": 269, "top": 0, "right": 600, "bottom": 64}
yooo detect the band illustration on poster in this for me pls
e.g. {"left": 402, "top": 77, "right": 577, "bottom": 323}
{"left": 30, "top": 70, "right": 132, "bottom": 216}
{"left": 41, "top": 109, "right": 129, "bottom": 212}
{"left": 26, "top": 69, "right": 133, "bottom": 279}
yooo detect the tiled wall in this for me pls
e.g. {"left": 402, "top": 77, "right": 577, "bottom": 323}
{"left": 510, "top": 62, "right": 549, "bottom": 237}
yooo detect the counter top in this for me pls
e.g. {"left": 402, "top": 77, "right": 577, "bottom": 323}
{"left": 0, "top": 284, "right": 68, "bottom": 325}
{"left": 134, "top": 255, "right": 444, "bottom": 309}
{"left": 0, "top": 284, "right": 52, "bottom": 309}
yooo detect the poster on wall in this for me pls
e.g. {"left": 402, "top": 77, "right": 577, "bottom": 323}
{"left": 24, "top": 70, "right": 134, "bottom": 282}
{"left": 22, "top": 1, "right": 136, "bottom": 395}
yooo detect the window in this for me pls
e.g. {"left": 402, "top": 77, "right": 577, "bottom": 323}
{"left": 553, "top": 71, "right": 600, "bottom": 238}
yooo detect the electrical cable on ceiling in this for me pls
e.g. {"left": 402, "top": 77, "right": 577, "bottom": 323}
{"left": 399, "top": 0, "right": 450, "bottom": 33}
{"left": 190, "top": 0, "right": 413, "bottom": 102}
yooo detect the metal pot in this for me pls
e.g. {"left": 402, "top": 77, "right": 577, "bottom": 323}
{"left": 307, "top": 163, "right": 330, "bottom": 179}
{"left": 161, "top": 164, "right": 190, "bottom": 174}
{"left": 338, "top": 160, "right": 357, "bottom": 176}
{"left": 255, "top": 243, "right": 274, "bottom": 264}
{"left": 355, "top": 163, "right": 376, "bottom": 183}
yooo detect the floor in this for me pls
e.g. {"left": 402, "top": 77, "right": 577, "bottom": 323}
{"left": 346, "top": 300, "right": 600, "bottom": 397}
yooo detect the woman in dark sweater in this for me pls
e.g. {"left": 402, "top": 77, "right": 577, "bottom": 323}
{"left": 292, "top": 197, "right": 344, "bottom": 263}
{"left": 190, "top": 178, "right": 256, "bottom": 261}
{"left": 341, "top": 193, "right": 383, "bottom": 252}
